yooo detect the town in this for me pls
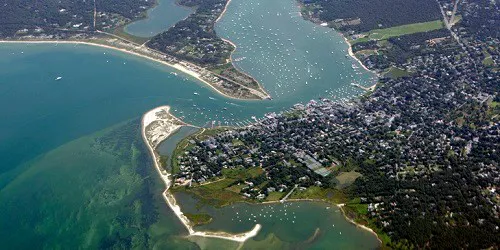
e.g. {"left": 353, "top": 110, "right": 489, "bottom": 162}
{"left": 173, "top": 0, "right": 499, "bottom": 248}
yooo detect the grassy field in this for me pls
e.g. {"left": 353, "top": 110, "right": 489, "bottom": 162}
{"left": 289, "top": 186, "right": 348, "bottom": 204}
{"left": 351, "top": 20, "right": 445, "bottom": 44}
{"left": 112, "top": 26, "right": 150, "bottom": 44}
{"left": 335, "top": 171, "right": 362, "bottom": 188}
{"left": 355, "top": 49, "right": 379, "bottom": 57}
{"left": 173, "top": 180, "right": 244, "bottom": 207}
{"left": 266, "top": 192, "right": 285, "bottom": 201}
{"left": 383, "top": 66, "right": 412, "bottom": 79}
{"left": 483, "top": 51, "right": 494, "bottom": 66}
{"left": 343, "top": 198, "right": 393, "bottom": 248}
{"left": 172, "top": 167, "right": 264, "bottom": 207}
{"left": 221, "top": 167, "right": 263, "bottom": 179}
{"left": 183, "top": 213, "right": 213, "bottom": 226}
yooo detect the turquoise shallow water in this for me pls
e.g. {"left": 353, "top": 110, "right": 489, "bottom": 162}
{"left": 0, "top": 0, "right": 380, "bottom": 248}
{"left": 124, "top": 0, "right": 193, "bottom": 37}
{"left": 176, "top": 192, "right": 380, "bottom": 249}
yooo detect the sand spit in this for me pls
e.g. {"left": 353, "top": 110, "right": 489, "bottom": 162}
{"left": 141, "top": 106, "right": 261, "bottom": 243}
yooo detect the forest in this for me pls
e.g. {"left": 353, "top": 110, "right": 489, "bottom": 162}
{"left": 302, "top": 0, "right": 442, "bottom": 32}
{"left": 0, "top": 0, "right": 153, "bottom": 37}
{"left": 147, "top": 0, "right": 232, "bottom": 66}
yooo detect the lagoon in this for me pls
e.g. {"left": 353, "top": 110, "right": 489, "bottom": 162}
{"left": 124, "top": 0, "right": 193, "bottom": 38}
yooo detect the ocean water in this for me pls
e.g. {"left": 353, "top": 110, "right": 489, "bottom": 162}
{"left": 0, "top": 0, "right": 380, "bottom": 248}
{"left": 124, "top": 0, "right": 193, "bottom": 38}
{"left": 176, "top": 192, "right": 380, "bottom": 249}
{"left": 216, "top": 0, "right": 376, "bottom": 100}
{"left": 157, "top": 126, "right": 199, "bottom": 170}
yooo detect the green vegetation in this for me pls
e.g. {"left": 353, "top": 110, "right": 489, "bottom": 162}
{"left": 171, "top": 128, "right": 230, "bottom": 174}
{"left": 159, "top": 155, "right": 169, "bottom": 170}
{"left": 383, "top": 66, "right": 412, "bottom": 79}
{"left": 265, "top": 192, "right": 285, "bottom": 201}
{"left": 351, "top": 20, "right": 445, "bottom": 44}
{"left": 221, "top": 167, "right": 263, "bottom": 179}
{"left": 289, "top": 186, "right": 348, "bottom": 204}
{"left": 183, "top": 213, "right": 213, "bottom": 226}
{"left": 173, "top": 181, "right": 244, "bottom": 208}
{"left": 231, "top": 139, "right": 245, "bottom": 146}
{"left": 172, "top": 167, "right": 265, "bottom": 207}
{"left": 335, "top": 171, "right": 362, "bottom": 188}
{"left": 342, "top": 199, "right": 393, "bottom": 249}
{"left": 113, "top": 26, "right": 150, "bottom": 44}
{"left": 482, "top": 51, "right": 494, "bottom": 66}
{"left": 355, "top": 49, "right": 379, "bottom": 57}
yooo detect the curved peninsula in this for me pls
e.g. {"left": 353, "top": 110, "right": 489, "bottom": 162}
{"left": 142, "top": 106, "right": 262, "bottom": 242}
{"left": 0, "top": 0, "right": 269, "bottom": 100}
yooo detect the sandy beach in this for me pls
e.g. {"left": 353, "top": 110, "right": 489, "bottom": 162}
{"left": 214, "top": 0, "right": 271, "bottom": 99}
{"left": 0, "top": 40, "right": 262, "bottom": 101}
{"left": 216, "top": 0, "right": 233, "bottom": 23}
{"left": 337, "top": 204, "right": 382, "bottom": 244}
{"left": 340, "top": 35, "right": 381, "bottom": 78}
{"left": 141, "top": 106, "right": 262, "bottom": 243}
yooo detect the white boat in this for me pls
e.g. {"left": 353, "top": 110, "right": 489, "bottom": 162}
{"left": 193, "top": 92, "right": 199, "bottom": 95}
{"left": 55, "top": 76, "right": 62, "bottom": 81}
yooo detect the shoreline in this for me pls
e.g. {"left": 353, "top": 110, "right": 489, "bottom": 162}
{"left": 251, "top": 198, "right": 383, "bottom": 244}
{"left": 341, "top": 34, "right": 380, "bottom": 78}
{"left": 215, "top": 0, "right": 232, "bottom": 23}
{"left": 0, "top": 40, "right": 261, "bottom": 101}
{"left": 141, "top": 106, "right": 262, "bottom": 243}
{"left": 337, "top": 204, "right": 383, "bottom": 245}
{"left": 295, "top": 2, "right": 380, "bottom": 89}
{"left": 178, "top": 178, "right": 383, "bottom": 245}
{"left": 143, "top": 106, "right": 382, "bottom": 246}
{"left": 214, "top": 0, "right": 271, "bottom": 99}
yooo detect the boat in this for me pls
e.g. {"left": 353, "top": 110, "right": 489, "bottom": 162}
{"left": 193, "top": 92, "right": 199, "bottom": 95}
{"left": 55, "top": 76, "right": 62, "bottom": 81}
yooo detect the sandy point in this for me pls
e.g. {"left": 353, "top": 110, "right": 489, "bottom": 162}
{"left": 141, "top": 106, "right": 261, "bottom": 243}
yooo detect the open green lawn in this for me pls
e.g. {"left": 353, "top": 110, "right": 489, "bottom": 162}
{"left": 265, "top": 192, "right": 285, "bottom": 201}
{"left": 289, "top": 186, "right": 348, "bottom": 203}
{"left": 383, "top": 66, "right": 412, "bottom": 79}
{"left": 173, "top": 167, "right": 265, "bottom": 207}
{"left": 351, "top": 19, "right": 445, "bottom": 44}
{"left": 483, "top": 51, "right": 494, "bottom": 66}
{"left": 231, "top": 138, "right": 245, "bottom": 146}
{"left": 355, "top": 49, "right": 379, "bottom": 57}
{"left": 183, "top": 213, "right": 213, "bottom": 226}
{"left": 335, "top": 171, "right": 362, "bottom": 188}
{"left": 222, "top": 166, "right": 263, "bottom": 179}
{"left": 112, "top": 26, "right": 149, "bottom": 44}
{"left": 174, "top": 183, "right": 244, "bottom": 207}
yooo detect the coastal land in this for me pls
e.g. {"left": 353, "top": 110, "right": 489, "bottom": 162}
{"left": 164, "top": 115, "right": 386, "bottom": 245}
{"left": 167, "top": 0, "right": 500, "bottom": 249}
{"left": 0, "top": 0, "right": 269, "bottom": 100}
{"left": 141, "top": 106, "right": 262, "bottom": 243}
{"left": 142, "top": 106, "right": 383, "bottom": 246}
{"left": 297, "top": 0, "right": 447, "bottom": 81}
